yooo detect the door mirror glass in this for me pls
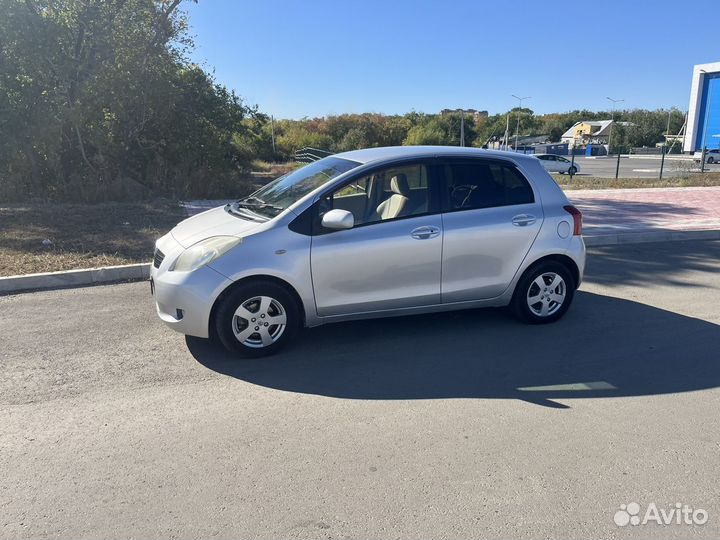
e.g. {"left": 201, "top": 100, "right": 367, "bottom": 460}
{"left": 321, "top": 209, "right": 354, "bottom": 230}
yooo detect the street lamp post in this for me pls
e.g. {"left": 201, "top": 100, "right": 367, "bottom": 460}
{"left": 607, "top": 97, "right": 624, "bottom": 179}
{"left": 512, "top": 94, "right": 531, "bottom": 152}
{"left": 503, "top": 113, "right": 510, "bottom": 150}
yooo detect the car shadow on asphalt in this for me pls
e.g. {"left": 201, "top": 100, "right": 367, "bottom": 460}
{"left": 584, "top": 239, "right": 720, "bottom": 289}
{"left": 185, "top": 291, "right": 720, "bottom": 408}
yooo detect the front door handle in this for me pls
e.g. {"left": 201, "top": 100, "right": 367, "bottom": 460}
{"left": 511, "top": 214, "right": 537, "bottom": 227}
{"left": 410, "top": 225, "right": 440, "bottom": 239}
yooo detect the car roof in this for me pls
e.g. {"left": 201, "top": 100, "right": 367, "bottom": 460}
{"left": 335, "top": 145, "right": 538, "bottom": 166}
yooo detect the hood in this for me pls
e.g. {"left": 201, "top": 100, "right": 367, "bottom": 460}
{"left": 170, "top": 205, "right": 264, "bottom": 247}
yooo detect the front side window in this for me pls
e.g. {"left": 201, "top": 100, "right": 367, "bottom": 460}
{"left": 443, "top": 161, "right": 534, "bottom": 211}
{"left": 319, "top": 163, "right": 430, "bottom": 228}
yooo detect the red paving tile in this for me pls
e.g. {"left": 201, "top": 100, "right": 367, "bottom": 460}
{"left": 568, "top": 187, "right": 720, "bottom": 234}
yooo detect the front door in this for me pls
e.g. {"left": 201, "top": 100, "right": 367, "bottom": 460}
{"left": 311, "top": 162, "right": 443, "bottom": 317}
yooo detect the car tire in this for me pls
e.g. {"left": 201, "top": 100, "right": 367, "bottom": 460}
{"left": 215, "top": 280, "right": 301, "bottom": 357}
{"left": 568, "top": 166, "right": 577, "bottom": 175}
{"left": 511, "top": 261, "right": 575, "bottom": 324}
{"left": 708, "top": 157, "right": 715, "bottom": 164}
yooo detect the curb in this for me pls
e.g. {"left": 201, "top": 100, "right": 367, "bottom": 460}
{"left": 0, "top": 263, "right": 150, "bottom": 295}
{"left": 584, "top": 229, "right": 720, "bottom": 246}
{"left": 0, "top": 230, "right": 719, "bottom": 295}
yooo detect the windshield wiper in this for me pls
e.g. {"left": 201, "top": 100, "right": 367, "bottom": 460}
{"left": 236, "top": 199, "right": 284, "bottom": 212}
{"left": 237, "top": 195, "right": 266, "bottom": 205}
{"left": 225, "top": 202, "right": 266, "bottom": 221}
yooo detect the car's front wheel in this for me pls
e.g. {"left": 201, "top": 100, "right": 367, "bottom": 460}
{"left": 511, "top": 261, "right": 575, "bottom": 324}
{"left": 215, "top": 280, "right": 300, "bottom": 357}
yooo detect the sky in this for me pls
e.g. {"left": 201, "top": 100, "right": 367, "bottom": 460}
{"left": 184, "top": 0, "right": 720, "bottom": 119}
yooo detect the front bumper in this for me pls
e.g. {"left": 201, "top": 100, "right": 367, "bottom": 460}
{"left": 150, "top": 234, "right": 233, "bottom": 338}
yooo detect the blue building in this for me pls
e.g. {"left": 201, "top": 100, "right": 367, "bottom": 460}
{"left": 685, "top": 62, "right": 720, "bottom": 152}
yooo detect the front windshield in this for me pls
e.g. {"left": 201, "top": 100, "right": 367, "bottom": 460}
{"left": 232, "top": 156, "right": 360, "bottom": 218}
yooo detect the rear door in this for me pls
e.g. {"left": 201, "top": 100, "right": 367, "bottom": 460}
{"left": 548, "top": 155, "right": 561, "bottom": 172}
{"left": 557, "top": 156, "right": 571, "bottom": 172}
{"left": 440, "top": 159, "right": 543, "bottom": 302}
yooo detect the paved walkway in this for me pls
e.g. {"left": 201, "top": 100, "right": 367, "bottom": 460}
{"left": 182, "top": 186, "right": 720, "bottom": 244}
{"left": 568, "top": 186, "right": 720, "bottom": 237}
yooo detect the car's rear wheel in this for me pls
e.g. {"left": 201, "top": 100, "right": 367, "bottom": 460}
{"left": 511, "top": 261, "right": 575, "bottom": 324}
{"left": 568, "top": 165, "right": 578, "bottom": 175}
{"left": 215, "top": 280, "right": 300, "bottom": 357}
{"left": 708, "top": 157, "right": 715, "bottom": 164}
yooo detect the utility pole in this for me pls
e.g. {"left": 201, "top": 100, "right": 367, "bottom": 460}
{"left": 606, "top": 96, "right": 625, "bottom": 179}
{"left": 270, "top": 115, "right": 276, "bottom": 156}
{"left": 512, "top": 94, "right": 531, "bottom": 152}
{"left": 460, "top": 110, "right": 465, "bottom": 147}
{"left": 503, "top": 113, "right": 510, "bottom": 150}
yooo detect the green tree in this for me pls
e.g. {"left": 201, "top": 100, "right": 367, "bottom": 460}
{"left": 0, "top": 0, "right": 256, "bottom": 202}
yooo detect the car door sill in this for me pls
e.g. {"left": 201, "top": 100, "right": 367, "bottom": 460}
{"left": 313, "top": 296, "right": 509, "bottom": 326}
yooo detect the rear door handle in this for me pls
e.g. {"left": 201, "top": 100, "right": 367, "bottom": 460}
{"left": 410, "top": 225, "right": 440, "bottom": 239}
{"left": 511, "top": 214, "right": 537, "bottom": 227}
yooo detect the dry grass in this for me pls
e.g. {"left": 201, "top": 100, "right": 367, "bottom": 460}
{"left": 555, "top": 172, "right": 720, "bottom": 190}
{"left": 250, "top": 160, "right": 301, "bottom": 176}
{"left": 0, "top": 201, "right": 185, "bottom": 276}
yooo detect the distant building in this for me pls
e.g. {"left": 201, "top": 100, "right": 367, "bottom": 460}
{"left": 486, "top": 135, "right": 554, "bottom": 153}
{"left": 440, "top": 108, "right": 489, "bottom": 119}
{"left": 560, "top": 120, "right": 630, "bottom": 147}
{"left": 685, "top": 61, "right": 720, "bottom": 152}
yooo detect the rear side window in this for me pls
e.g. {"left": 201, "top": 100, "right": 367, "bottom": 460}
{"left": 443, "top": 161, "right": 534, "bottom": 210}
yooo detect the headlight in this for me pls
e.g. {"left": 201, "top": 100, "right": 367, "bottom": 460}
{"left": 169, "top": 236, "right": 242, "bottom": 272}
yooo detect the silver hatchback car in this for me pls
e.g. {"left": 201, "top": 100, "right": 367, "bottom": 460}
{"left": 151, "top": 146, "right": 585, "bottom": 357}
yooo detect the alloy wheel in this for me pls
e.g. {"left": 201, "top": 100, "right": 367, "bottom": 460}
{"left": 232, "top": 295, "right": 287, "bottom": 348}
{"left": 526, "top": 272, "right": 566, "bottom": 317}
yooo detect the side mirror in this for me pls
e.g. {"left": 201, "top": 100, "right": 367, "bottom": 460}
{"left": 321, "top": 209, "right": 354, "bottom": 230}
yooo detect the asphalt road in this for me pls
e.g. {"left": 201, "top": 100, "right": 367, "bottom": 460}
{"left": 2, "top": 241, "right": 720, "bottom": 539}
{"left": 560, "top": 156, "right": 720, "bottom": 179}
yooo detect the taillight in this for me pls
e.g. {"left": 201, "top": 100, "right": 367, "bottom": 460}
{"left": 563, "top": 205, "right": 582, "bottom": 236}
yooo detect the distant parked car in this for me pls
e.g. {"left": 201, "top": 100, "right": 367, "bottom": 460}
{"left": 703, "top": 149, "right": 719, "bottom": 164}
{"left": 693, "top": 149, "right": 720, "bottom": 163}
{"left": 535, "top": 154, "right": 580, "bottom": 175}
